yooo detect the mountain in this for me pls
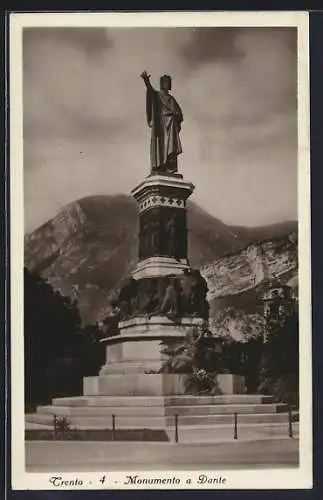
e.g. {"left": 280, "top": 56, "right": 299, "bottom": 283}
{"left": 230, "top": 221, "right": 298, "bottom": 246}
{"left": 24, "top": 195, "right": 298, "bottom": 325}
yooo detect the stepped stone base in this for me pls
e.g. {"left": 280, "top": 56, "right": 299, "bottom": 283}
{"left": 51, "top": 394, "right": 276, "bottom": 406}
{"left": 25, "top": 394, "right": 299, "bottom": 442}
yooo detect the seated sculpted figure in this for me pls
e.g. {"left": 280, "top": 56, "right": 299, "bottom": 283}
{"left": 159, "top": 276, "right": 181, "bottom": 323}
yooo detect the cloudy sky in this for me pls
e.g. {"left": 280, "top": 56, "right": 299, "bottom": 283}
{"left": 23, "top": 26, "right": 297, "bottom": 233}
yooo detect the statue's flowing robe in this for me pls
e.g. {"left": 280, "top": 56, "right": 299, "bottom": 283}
{"left": 146, "top": 86, "right": 183, "bottom": 170}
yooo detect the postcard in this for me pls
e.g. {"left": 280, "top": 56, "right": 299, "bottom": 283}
{"left": 9, "top": 10, "right": 312, "bottom": 490}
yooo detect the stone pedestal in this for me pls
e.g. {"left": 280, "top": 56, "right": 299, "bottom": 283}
{"left": 90, "top": 172, "right": 244, "bottom": 397}
{"left": 86, "top": 316, "right": 203, "bottom": 397}
{"left": 131, "top": 174, "right": 194, "bottom": 267}
{"left": 99, "top": 316, "right": 204, "bottom": 375}
{"left": 84, "top": 315, "right": 244, "bottom": 396}
{"left": 25, "top": 171, "right": 255, "bottom": 434}
{"left": 83, "top": 315, "right": 245, "bottom": 397}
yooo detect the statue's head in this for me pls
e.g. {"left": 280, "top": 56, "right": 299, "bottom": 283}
{"left": 160, "top": 74, "right": 172, "bottom": 92}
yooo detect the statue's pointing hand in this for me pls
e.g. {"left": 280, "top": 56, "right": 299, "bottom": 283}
{"left": 140, "top": 71, "right": 151, "bottom": 81}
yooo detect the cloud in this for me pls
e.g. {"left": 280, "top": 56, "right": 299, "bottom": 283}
{"left": 180, "top": 27, "right": 244, "bottom": 64}
{"left": 23, "top": 27, "right": 297, "bottom": 233}
{"left": 23, "top": 27, "right": 113, "bottom": 56}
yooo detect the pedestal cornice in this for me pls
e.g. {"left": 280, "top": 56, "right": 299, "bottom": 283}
{"left": 100, "top": 315, "right": 205, "bottom": 345}
{"left": 131, "top": 174, "right": 195, "bottom": 203}
{"left": 132, "top": 256, "right": 189, "bottom": 279}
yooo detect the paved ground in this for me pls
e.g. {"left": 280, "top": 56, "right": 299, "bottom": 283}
{"left": 25, "top": 438, "right": 299, "bottom": 471}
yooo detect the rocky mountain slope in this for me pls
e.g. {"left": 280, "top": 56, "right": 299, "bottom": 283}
{"left": 203, "top": 234, "right": 298, "bottom": 341}
{"left": 24, "top": 195, "right": 298, "bottom": 327}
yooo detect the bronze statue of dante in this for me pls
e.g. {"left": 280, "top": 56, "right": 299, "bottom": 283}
{"left": 141, "top": 71, "right": 183, "bottom": 174}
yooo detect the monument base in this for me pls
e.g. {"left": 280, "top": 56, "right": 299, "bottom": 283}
{"left": 26, "top": 312, "right": 296, "bottom": 437}
{"left": 99, "top": 315, "right": 205, "bottom": 375}
{"left": 100, "top": 316, "right": 203, "bottom": 375}
{"left": 84, "top": 315, "right": 245, "bottom": 396}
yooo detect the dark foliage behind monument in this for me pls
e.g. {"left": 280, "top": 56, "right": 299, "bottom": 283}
{"left": 24, "top": 268, "right": 105, "bottom": 409}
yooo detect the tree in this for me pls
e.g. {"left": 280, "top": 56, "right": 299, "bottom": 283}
{"left": 258, "top": 295, "right": 299, "bottom": 406}
{"left": 209, "top": 307, "right": 264, "bottom": 392}
{"left": 24, "top": 268, "right": 104, "bottom": 409}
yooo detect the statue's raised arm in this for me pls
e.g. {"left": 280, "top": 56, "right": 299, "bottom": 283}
{"left": 140, "top": 71, "right": 153, "bottom": 90}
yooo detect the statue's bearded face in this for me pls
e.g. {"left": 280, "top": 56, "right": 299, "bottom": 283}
{"left": 160, "top": 76, "right": 172, "bottom": 92}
